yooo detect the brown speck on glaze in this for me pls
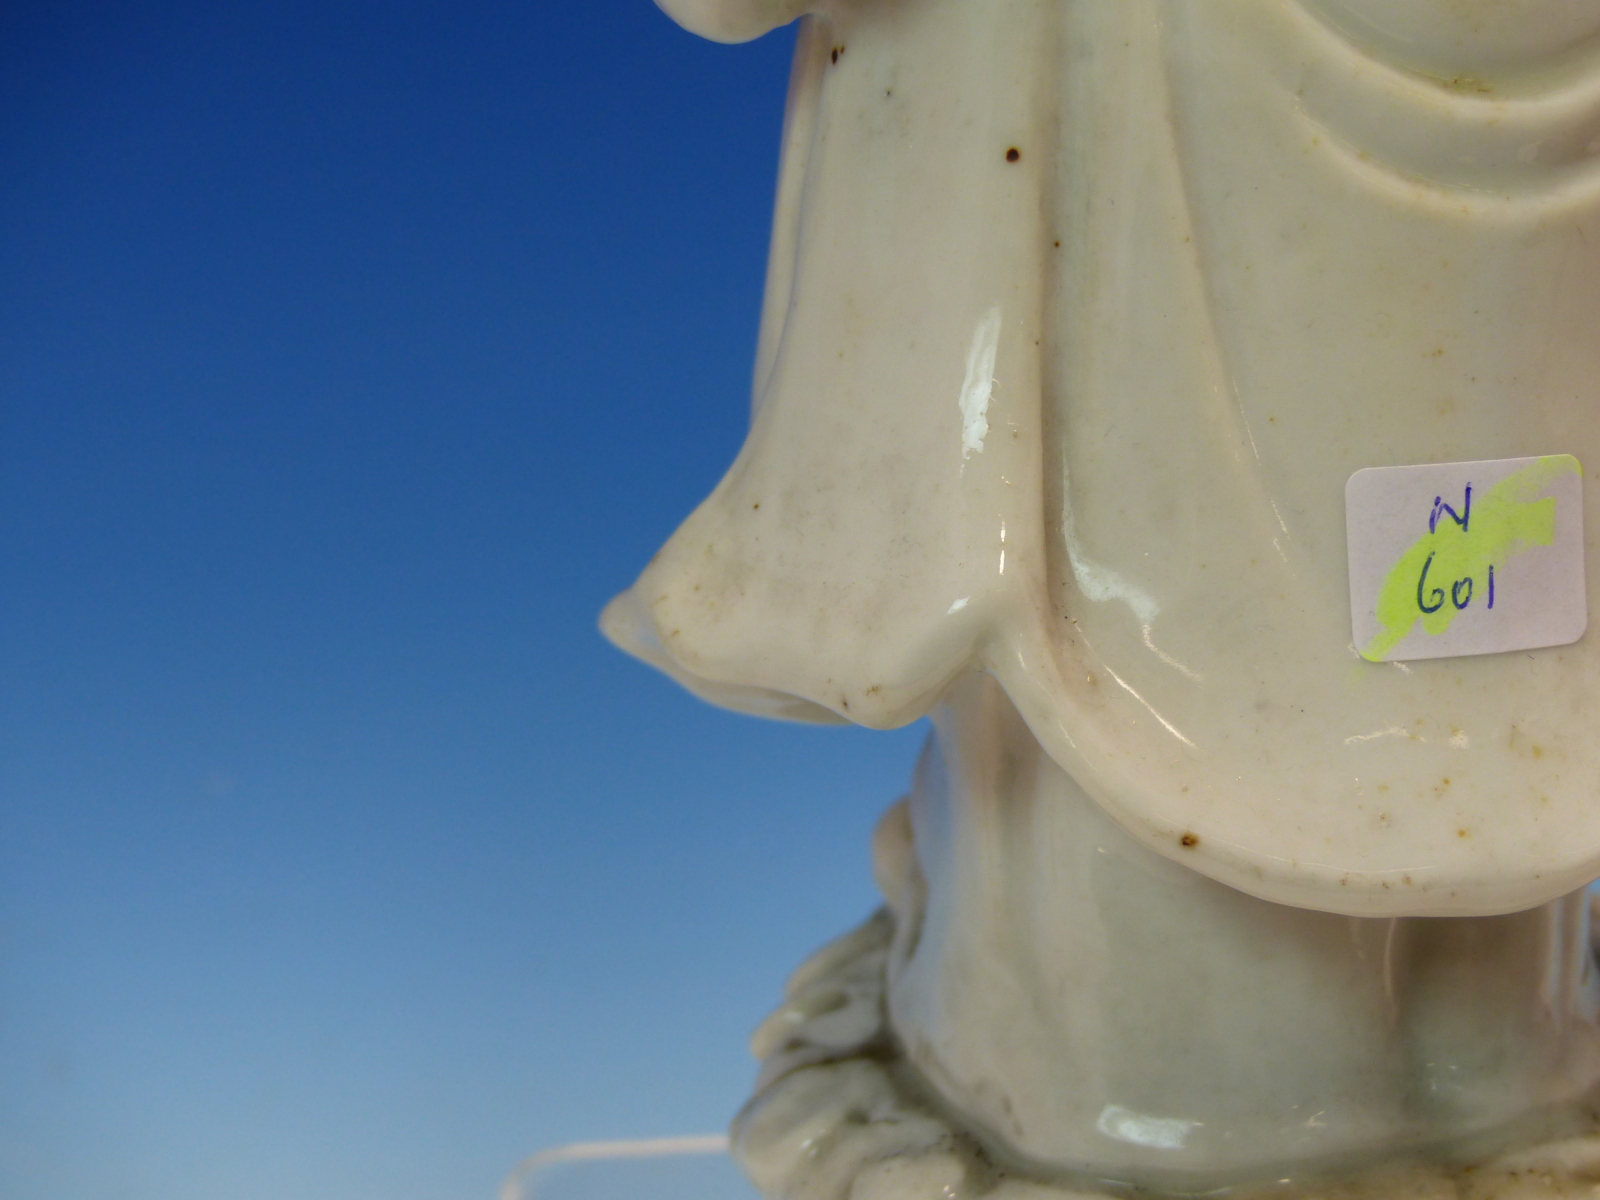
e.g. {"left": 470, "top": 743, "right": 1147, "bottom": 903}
{"left": 1005, "top": 147, "right": 1020, "bottom": 162}
{"left": 1180, "top": 833, "right": 1199, "bottom": 848}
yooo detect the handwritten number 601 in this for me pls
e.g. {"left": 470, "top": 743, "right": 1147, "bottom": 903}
{"left": 1416, "top": 551, "right": 1495, "bottom": 615}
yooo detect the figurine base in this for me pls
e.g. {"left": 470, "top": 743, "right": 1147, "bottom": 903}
{"left": 733, "top": 910, "right": 1600, "bottom": 1200}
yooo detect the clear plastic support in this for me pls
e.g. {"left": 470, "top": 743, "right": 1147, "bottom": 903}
{"left": 499, "top": 1135, "right": 761, "bottom": 1200}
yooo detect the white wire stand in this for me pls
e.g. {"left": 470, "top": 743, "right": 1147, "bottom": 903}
{"left": 499, "top": 1134, "right": 760, "bottom": 1200}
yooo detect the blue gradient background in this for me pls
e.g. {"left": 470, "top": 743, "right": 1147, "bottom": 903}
{"left": 0, "top": 4, "right": 923, "bottom": 1197}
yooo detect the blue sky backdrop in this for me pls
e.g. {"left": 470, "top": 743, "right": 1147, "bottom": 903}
{"left": 0, "top": 4, "right": 925, "bottom": 1197}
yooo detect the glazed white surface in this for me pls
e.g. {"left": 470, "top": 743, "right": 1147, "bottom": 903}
{"left": 735, "top": 896, "right": 1600, "bottom": 1200}
{"left": 881, "top": 675, "right": 1600, "bottom": 1184}
{"left": 608, "top": 0, "right": 1600, "bottom": 915}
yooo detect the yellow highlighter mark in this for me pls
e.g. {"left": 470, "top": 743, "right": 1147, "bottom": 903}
{"left": 1363, "top": 455, "right": 1579, "bottom": 661}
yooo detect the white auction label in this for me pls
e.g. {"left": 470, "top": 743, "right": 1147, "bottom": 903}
{"left": 1346, "top": 455, "right": 1586, "bottom": 663}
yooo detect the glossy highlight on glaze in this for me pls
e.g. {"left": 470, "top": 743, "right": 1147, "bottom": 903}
{"left": 608, "top": 0, "right": 1600, "bottom": 918}
{"left": 614, "top": 0, "right": 1600, "bottom": 1194}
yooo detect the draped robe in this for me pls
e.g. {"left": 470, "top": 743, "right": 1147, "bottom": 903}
{"left": 606, "top": 0, "right": 1600, "bottom": 917}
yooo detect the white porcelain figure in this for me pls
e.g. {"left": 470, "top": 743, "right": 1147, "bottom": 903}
{"left": 605, "top": 1, "right": 1600, "bottom": 1195}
